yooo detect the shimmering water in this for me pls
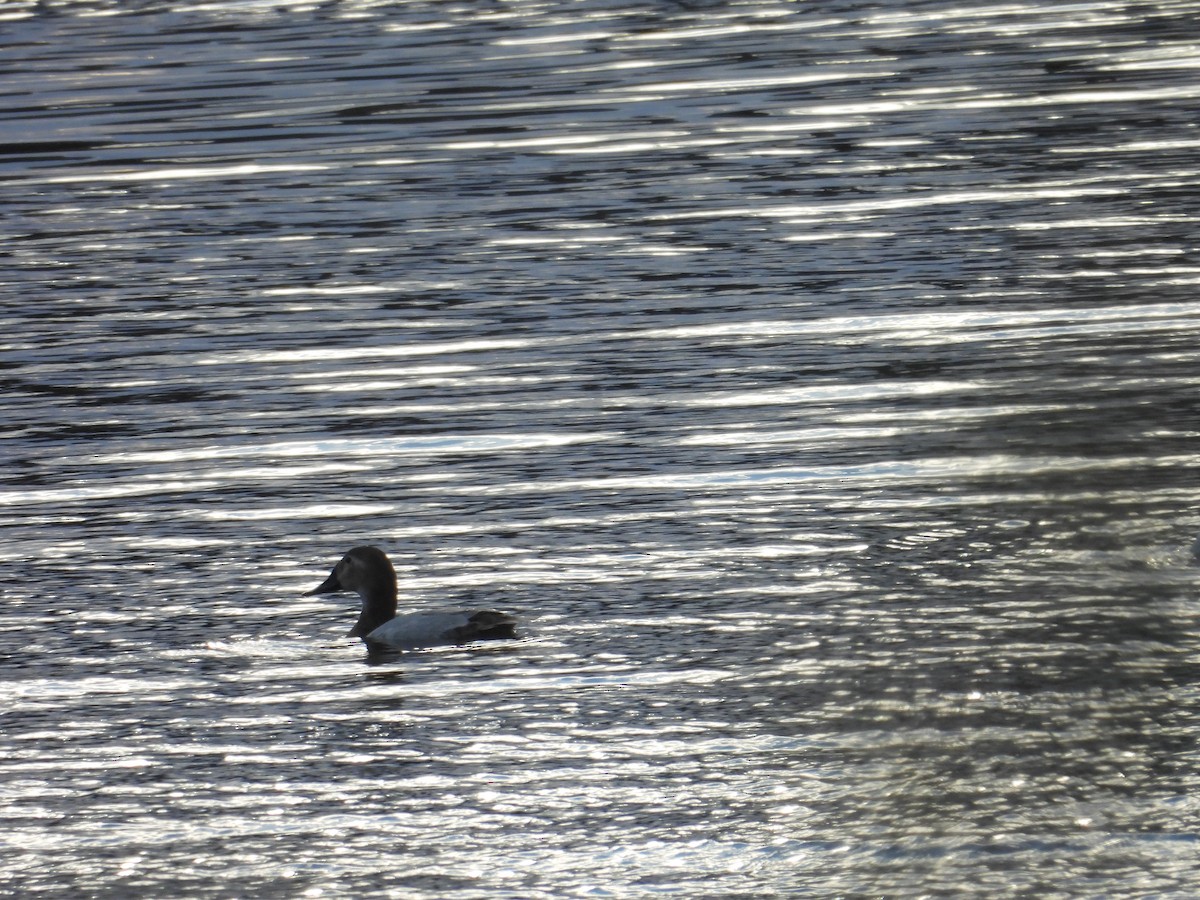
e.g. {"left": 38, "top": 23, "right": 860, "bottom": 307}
{"left": 3, "top": 0, "right": 1200, "bottom": 896}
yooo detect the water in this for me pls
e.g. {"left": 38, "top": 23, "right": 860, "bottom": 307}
{"left": 3, "top": 0, "right": 1200, "bottom": 896}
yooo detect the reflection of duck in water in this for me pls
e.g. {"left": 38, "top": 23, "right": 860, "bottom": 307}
{"left": 309, "top": 546, "right": 517, "bottom": 650}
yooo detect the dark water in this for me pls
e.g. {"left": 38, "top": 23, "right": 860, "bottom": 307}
{"left": 3, "top": 0, "right": 1200, "bottom": 896}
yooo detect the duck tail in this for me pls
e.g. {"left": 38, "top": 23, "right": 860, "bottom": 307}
{"left": 455, "top": 610, "right": 518, "bottom": 643}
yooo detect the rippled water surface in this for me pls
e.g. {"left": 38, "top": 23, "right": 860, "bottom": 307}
{"left": 3, "top": 0, "right": 1200, "bottom": 896}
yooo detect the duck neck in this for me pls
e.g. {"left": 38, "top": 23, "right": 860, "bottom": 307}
{"left": 349, "top": 587, "right": 397, "bottom": 638}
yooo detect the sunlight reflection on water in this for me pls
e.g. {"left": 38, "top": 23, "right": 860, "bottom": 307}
{"left": 2, "top": 0, "right": 1200, "bottom": 896}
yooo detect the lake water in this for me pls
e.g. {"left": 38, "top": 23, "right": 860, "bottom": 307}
{"left": 3, "top": 0, "right": 1200, "bottom": 896}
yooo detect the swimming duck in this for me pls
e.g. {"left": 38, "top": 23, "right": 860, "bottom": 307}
{"left": 308, "top": 546, "right": 517, "bottom": 650}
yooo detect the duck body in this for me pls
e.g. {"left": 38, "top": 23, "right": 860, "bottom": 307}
{"left": 308, "top": 546, "right": 517, "bottom": 650}
{"left": 363, "top": 609, "right": 517, "bottom": 649}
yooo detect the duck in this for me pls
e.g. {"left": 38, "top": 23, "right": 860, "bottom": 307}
{"left": 308, "top": 546, "right": 517, "bottom": 650}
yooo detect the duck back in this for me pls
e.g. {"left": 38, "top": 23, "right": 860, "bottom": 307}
{"left": 365, "top": 609, "right": 517, "bottom": 650}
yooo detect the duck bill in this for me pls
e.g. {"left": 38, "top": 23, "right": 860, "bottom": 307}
{"left": 307, "top": 570, "right": 343, "bottom": 595}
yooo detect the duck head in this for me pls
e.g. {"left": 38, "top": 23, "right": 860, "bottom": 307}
{"left": 309, "top": 545, "right": 398, "bottom": 637}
